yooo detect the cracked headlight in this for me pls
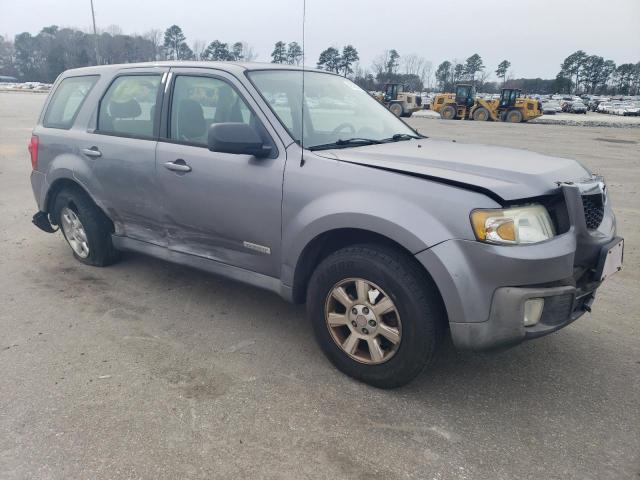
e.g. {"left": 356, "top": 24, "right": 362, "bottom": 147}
{"left": 470, "top": 205, "right": 556, "bottom": 245}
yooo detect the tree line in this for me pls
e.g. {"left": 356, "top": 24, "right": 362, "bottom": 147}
{"left": 0, "top": 24, "right": 259, "bottom": 83}
{"left": 432, "top": 51, "right": 639, "bottom": 95}
{"left": 556, "top": 50, "right": 639, "bottom": 95}
{"left": 0, "top": 26, "right": 157, "bottom": 82}
{"left": 0, "top": 25, "right": 638, "bottom": 95}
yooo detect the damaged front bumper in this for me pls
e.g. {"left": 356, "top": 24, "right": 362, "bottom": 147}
{"left": 417, "top": 183, "right": 623, "bottom": 351}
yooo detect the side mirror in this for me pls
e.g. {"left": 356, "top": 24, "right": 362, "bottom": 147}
{"left": 207, "top": 123, "right": 272, "bottom": 158}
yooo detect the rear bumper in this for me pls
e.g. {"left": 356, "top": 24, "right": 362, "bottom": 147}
{"left": 30, "top": 170, "right": 47, "bottom": 211}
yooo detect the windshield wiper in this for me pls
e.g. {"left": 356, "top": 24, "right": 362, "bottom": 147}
{"left": 382, "top": 133, "right": 423, "bottom": 142}
{"left": 308, "top": 137, "right": 383, "bottom": 151}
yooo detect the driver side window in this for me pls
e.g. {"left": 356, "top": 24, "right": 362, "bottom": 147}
{"left": 170, "top": 75, "right": 254, "bottom": 146}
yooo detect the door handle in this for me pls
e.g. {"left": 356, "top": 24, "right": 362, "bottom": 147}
{"left": 81, "top": 147, "right": 102, "bottom": 157}
{"left": 164, "top": 160, "right": 192, "bottom": 173}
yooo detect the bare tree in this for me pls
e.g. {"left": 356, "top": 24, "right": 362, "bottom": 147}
{"left": 422, "top": 61, "right": 434, "bottom": 90}
{"left": 143, "top": 29, "right": 162, "bottom": 60}
{"left": 477, "top": 70, "right": 490, "bottom": 90}
{"left": 243, "top": 43, "right": 258, "bottom": 61}
{"left": 401, "top": 54, "right": 432, "bottom": 90}
{"left": 372, "top": 50, "right": 392, "bottom": 77}
{"left": 192, "top": 39, "right": 206, "bottom": 61}
{"left": 401, "top": 54, "right": 423, "bottom": 76}
{"left": 104, "top": 25, "right": 122, "bottom": 36}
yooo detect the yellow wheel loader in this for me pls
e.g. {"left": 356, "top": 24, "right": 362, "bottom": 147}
{"left": 431, "top": 85, "right": 542, "bottom": 122}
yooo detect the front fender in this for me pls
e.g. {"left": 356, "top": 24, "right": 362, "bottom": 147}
{"left": 281, "top": 189, "right": 455, "bottom": 286}
{"left": 279, "top": 150, "right": 501, "bottom": 288}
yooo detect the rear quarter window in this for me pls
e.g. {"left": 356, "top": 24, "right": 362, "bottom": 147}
{"left": 42, "top": 75, "right": 99, "bottom": 129}
{"left": 97, "top": 74, "right": 162, "bottom": 139}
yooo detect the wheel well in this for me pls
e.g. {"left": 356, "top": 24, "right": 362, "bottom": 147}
{"left": 291, "top": 228, "right": 440, "bottom": 305}
{"left": 45, "top": 178, "right": 114, "bottom": 232}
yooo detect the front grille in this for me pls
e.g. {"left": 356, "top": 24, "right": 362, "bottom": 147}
{"left": 581, "top": 194, "right": 604, "bottom": 230}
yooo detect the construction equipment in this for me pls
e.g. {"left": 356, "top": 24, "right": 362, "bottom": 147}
{"left": 431, "top": 85, "right": 542, "bottom": 123}
{"left": 380, "top": 83, "right": 423, "bottom": 117}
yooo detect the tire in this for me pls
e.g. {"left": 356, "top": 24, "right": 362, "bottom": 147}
{"left": 306, "top": 244, "right": 446, "bottom": 388}
{"left": 440, "top": 105, "right": 457, "bottom": 120}
{"left": 504, "top": 109, "right": 523, "bottom": 123}
{"left": 472, "top": 107, "right": 490, "bottom": 121}
{"left": 389, "top": 103, "right": 403, "bottom": 117}
{"left": 52, "top": 187, "right": 120, "bottom": 267}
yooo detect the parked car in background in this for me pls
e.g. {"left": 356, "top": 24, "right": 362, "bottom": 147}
{"left": 569, "top": 101, "right": 588, "bottom": 114}
{"left": 541, "top": 101, "right": 560, "bottom": 115}
{"left": 624, "top": 103, "right": 640, "bottom": 116}
{"left": 588, "top": 98, "right": 604, "bottom": 112}
{"left": 597, "top": 102, "right": 613, "bottom": 114}
{"left": 610, "top": 102, "right": 626, "bottom": 115}
{"left": 611, "top": 103, "right": 639, "bottom": 116}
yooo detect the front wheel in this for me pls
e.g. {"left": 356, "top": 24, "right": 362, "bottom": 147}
{"left": 504, "top": 109, "right": 523, "bottom": 123}
{"left": 472, "top": 107, "right": 490, "bottom": 121}
{"left": 389, "top": 103, "right": 404, "bottom": 117}
{"left": 440, "top": 105, "right": 457, "bottom": 120}
{"left": 306, "top": 245, "right": 446, "bottom": 388}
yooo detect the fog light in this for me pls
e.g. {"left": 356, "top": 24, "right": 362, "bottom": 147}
{"left": 524, "top": 298, "right": 544, "bottom": 327}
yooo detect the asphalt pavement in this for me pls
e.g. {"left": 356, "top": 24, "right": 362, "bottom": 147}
{"left": 1, "top": 92, "right": 638, "bottom": 479}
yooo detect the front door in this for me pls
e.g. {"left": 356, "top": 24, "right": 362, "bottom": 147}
{"left": 78, "top": 68, "right": 168, "bottom": 245}
{"left": 155, "top": 69, "right": 286, "bottom": 277}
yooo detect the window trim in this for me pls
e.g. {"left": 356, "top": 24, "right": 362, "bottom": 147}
{"left": 93, "top": 72, "right": 165, "bottom": 141}
{"left": 160, "top": 71, "right": 278, "bottom": 158}
{"left": 42, "top": 74, "right": 99, "bottom": 130}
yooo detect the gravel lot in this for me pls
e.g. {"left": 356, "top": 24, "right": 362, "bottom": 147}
{"left": 1, "top": 92, "right": 639, "bottom": 480}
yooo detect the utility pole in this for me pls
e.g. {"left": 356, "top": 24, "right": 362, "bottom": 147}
{"left": 90, "top": 0, "right": 100, "bottom": 65}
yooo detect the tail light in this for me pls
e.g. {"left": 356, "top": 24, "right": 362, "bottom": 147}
{"left": 28, "top": 135, "right": 39, "bottom": 170}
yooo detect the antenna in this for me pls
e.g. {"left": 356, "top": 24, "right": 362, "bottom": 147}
{"left": 300, "top": 0, "right": 306, "bottom": 166}
{"left": 90, "top": 0, "right": 100, "bottom": 65}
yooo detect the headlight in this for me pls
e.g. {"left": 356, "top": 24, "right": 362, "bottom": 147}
{"left": 470, "top": 204, "right": 556, "bottom": 244}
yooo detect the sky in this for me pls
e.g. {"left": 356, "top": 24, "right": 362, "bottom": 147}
{"left": 1, "top": 0, "right": 639, "bottom": 79}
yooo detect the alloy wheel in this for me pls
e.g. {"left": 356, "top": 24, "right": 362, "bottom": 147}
{"left": 324, "top": 278, "right": 402, "bottom": 365}
{"left": 60, "top": 206, "right": 90, "bottom": 258}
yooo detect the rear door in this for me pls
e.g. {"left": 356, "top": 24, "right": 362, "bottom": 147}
{"left": 76, "top": 67, "right": 168, "bottom": 245}
{"left": 155, "top": 67, "right": 286, "bottom": 277}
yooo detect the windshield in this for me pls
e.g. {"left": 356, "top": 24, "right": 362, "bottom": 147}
{"left": 248, "top": 70, "right": 417, "bottom": 150}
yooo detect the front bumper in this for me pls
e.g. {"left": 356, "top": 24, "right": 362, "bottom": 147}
{"left": 448, "top": 284, "right": 594, "bottom": 351}
{"left": 416, "top": 184, "right": 621, "bottom": 351}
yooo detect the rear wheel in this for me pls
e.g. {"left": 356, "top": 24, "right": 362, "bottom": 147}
{"left": 504, "top": 109, "right": 523, "bottom": 123}
{"left": 389, "top": 103, "right": 403, "bottom": 117}
{"left": 53, "top": 188, "right": 120, "bottom": 267}
{"left": 440, "top": 105, "right": 457, "bottom": 120}
{"left": 307, "top": 244, "right": 445, "bottom": 388}
{"left": 472, "top": 107, "right": 490, "bottom": 121}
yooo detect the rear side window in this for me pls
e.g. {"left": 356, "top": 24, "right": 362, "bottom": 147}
{"left": 97, "top": 75, "right": 162, "bottom": 139}
{"left": 43, "top": 76, "right": 98, "bottom": 129}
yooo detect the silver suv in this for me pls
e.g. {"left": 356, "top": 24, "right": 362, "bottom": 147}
{"left": 29, "top": 62, "right": 623, "bottom": 388}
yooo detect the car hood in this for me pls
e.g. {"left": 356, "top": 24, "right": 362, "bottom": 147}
{"left": 315, "top": 138, "right": 592, "bottom": 201}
